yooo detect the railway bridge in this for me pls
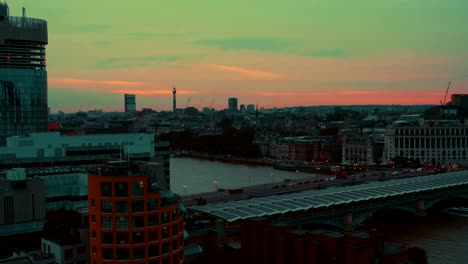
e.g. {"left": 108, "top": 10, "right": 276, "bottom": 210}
{"left": 189, "top": 171, "right": 468, "bottom": 231}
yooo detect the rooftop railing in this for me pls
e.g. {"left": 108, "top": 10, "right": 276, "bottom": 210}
{"left": 1, "top": 16, "right": 47, "bottom": 31}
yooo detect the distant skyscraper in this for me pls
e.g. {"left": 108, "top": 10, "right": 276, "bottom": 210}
{"left": 247, "top": 104, "right": 255, "bottom": 113}
{"left": 124, "top": 94, "right": 136, "bottom": 113}
{"left": 172, "top": 87, "right": 176, "bottom": 114}
{"left": 240, "top": 104, "right": 246, "bottom": 112}
{"left": 0, "top": 3, "right": 48, "bottom": 144}
{"left": 228, "top": 97, "right": 238, "bottom": 112}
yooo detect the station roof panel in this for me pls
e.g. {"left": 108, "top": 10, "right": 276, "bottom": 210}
{"left": 189, "top": 171, "right": 468, "bottom": 222}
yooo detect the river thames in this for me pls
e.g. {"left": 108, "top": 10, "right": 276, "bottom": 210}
{"left": 171, "top": 157, "right": 468, "bottom": 263}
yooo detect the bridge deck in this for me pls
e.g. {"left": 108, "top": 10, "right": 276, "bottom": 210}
{"left": 189, "top": 171, "right": 468, "bottom": 222}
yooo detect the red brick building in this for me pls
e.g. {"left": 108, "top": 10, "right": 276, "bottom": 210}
{"left": 88, "top": 162, "right": 184, "bottom": 264}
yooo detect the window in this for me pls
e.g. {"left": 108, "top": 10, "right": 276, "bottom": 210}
{"left": 102, "top": 232, "right": 113, "bottom": 245}
{"left": 162, "top": 212, "right": 169, "bottom": 224}
{"left": 172, "top": 239, "right": 179, "bottom": 251}
{"left": 116, "top": 248, "right": 129, "bottom": 260}
{"left": 133, "top": 232, "right": 145, "bottom": 244}
{"left": 172, "top": 223, "right": 179, "bottom": 234}
{"left": 133, "top": 247, "right": 145, "bottom": 260}
{"left": 132, "top": 200, "right": 144, "bottom": 213}
{"left": 92, "top": 230, "right": 96, "bottom": 239}
{"left": 91, "top": 215, "right": 96, "bottom": 223}
{"left": 147, "top": 199, "right": 158, "bottom": 211}
{"left": 148, "top": 215, "right": 158, "bottom": 226}
{"left": 116, "top": 233, "right": 129, "bottom": 245}
{"left": 102, "top": 217, "right": 113, "bottom": 229}
{"left": 91, "top": 199, "right": 96, "bottom": 208}
{"left": 92, "top": 246, "right": 96, "bottom": 254}
{"left": 115, "top": 182, "right": 128, "bottom": 197}
{"left": 101, "top": 182, "right": 112, "bottom": 197}
{"left": 131, "top": 181, "right": 144, "bottom": 197}
{"left": 148, "top": 245, "right": 159, "bottom": 257}
{"left": 148, "top": 230, "right": 158, "bottom": 242}
{"left": 162, "top": 243, "right": 169, "bottom": 254}
{"left": 162, "top": 227, "right": 170, "bottom": 239}
{"left": 102, "top": 248, "right": 113, "bottom": 260}
{"left": 133, "top": 216, "right": 145, "bottom": 229}
{"left": 116, "top": 201, "right": 128, "bottom": 213}
{"left": 116, "top": 217, "right": 128, "bottom": 230}
{"left": 102, "top": 201, "right": 112, "bottom": 213}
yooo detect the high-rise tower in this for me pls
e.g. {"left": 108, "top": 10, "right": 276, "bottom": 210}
{"left": 228, "top": 97, "right": 238, "bottom": 112}
{"left": 0, "top": 3, "right": 48, "bottom": 144}
{"left": 172, "top": 87, "right": 176, "bottom": 114}
{"left": 124, "top": 93, "right": 136, "bottom": 113}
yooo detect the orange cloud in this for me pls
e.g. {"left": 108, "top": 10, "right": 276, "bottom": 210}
{"left": 211, "top": 64, "right": 281, "bottom": 79}
{"left": 111, "top": 89, "right": 199, "bottom": 95}
{"left": 249, "top": 91, "right": 328, "bottom": 97}
{"left": 339, "top": 90, "right": 381, "bottom": 95}
{"left": 49, "top": 77, "right": 145, "bottom": 87}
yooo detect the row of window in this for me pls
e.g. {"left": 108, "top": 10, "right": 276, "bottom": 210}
{"left": 91, "top": 228, "right": 183, "bottom": 245}
{"left": 100, "top": 181, "right": 146, "bottom": 197}
{"left": 390, "top": 149, "right": 467, "bottom": 159}
{"left": 393, "top": 137, "right": 467, "bottom": 149}
{"left": 92, "top": 213, "right": 181, "bottom": 230}
{"left": 98, "top": 200, "right": 155, "bottom": 213}
{"left": 92, "top": 241, "right": 183, "bottom": 260}
{"left": 394, "top": 128, "right": 468, "bottom": 136}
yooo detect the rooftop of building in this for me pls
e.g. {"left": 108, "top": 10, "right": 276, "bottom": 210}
{"left": 0, "top": 256, "right": 33, "bottom": 264}
{"left": 88, "top": 161, "right": 143, "bottom": 177}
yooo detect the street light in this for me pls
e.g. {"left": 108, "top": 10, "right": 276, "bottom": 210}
{"left": 271, "top": 173, "right": 275, "bottom": 186}
{"left": 183, "top": 184, "right": 188, "bottom": 200}
{"left": 213, "top": 180, "right": 219, "bottom": 191}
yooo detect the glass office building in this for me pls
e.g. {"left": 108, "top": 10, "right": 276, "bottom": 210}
{"left": 0, "top": 3, "right": 48, "bottom": 144}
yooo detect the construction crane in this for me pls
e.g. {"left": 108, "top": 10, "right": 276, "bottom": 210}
{"left": 185, "top": 97, "right": 191, "bottom": 108}
{"left": 209, "top": 98, "right": 215, "bottom": 109}
{"left": 441, "top": 81, "right": 451, "bottom": 105}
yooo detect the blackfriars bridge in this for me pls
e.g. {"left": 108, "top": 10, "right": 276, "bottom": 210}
{"left": 189, "top": 171, "right": 468, "bottom": 231}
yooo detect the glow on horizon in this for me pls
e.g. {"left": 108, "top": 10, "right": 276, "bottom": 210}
{"left": 6, "top": 0, "right": 468, "bottom": 112}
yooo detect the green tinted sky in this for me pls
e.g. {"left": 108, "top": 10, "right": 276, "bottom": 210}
{"left": 8, "top": 0, "right": 468, "bottom": 111}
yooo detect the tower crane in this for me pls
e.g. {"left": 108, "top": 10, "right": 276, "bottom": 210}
{"left": 441, "top": 81, "right": 451, "bottom": 105}
{"left": 185, "top": 97, "right": 191, "bottom": 108}
{"left": 209, "top": 98, "right": 215, "bottom": 109}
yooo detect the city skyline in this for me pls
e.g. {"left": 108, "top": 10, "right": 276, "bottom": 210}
{"left": 8, "top": 0, "right": 468, "bottom": 112}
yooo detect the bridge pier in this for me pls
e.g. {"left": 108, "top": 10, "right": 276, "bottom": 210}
{"left": 343, "top": 213, "right": 354, "bottom": 233}
{"left": 416, "top": 200, "right": 426, "bottom": 216}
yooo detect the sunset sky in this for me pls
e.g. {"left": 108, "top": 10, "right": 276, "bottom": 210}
{"left": 8, "top": 0, "right": 468, "bottom": 112}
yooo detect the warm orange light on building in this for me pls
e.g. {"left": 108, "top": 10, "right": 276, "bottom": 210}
{"left": 88, "top": 164, "right": 184, "bottom": 264}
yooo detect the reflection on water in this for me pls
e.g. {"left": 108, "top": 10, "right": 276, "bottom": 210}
{"left": 366, "top": 210, "right": 468, "bottom": 264}
{"left": 170, "top": 157, "right": 320, "bottom": 195}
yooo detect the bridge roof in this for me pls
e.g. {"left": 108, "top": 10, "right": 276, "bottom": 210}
{"left": 189, "top": 171, "right": 468, "bottom": 222}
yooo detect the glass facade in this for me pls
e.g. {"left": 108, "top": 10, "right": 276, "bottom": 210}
{"left": 0, "top": 68, "right": 48, "bottom": 141}
{"left": 0, "top": 9, "right": 48, "bottom": 144}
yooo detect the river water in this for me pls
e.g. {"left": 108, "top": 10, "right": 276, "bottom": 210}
{"left": 170, "top": 157, "right": 318, "bottom": 195}
{"left": 171, "top": 157, "right": 468, "bottom": 264}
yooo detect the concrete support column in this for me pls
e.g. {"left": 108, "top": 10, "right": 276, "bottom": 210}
{"left": 343, "top": 213, "right": 354, "bottom": 233}
{"left": 416, "top": 199, "right": 426, "bottom": 216}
